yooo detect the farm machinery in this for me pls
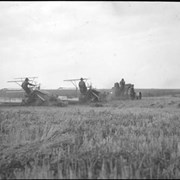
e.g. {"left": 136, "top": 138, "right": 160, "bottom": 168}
{"left": 0, "top": 77, "right": 104, "bottom": 106}
{"left": 4, "top": 77, "right": 67, "bottom": 106}
{"left": 0, "top": 77, "right": 141, "bottom": 106}
{"left": 110, "top": 81, "right": 142, "bottom": 100}
{"left": 64, "top": 78, "right": 106, "bottom": 104}
{"left": 21, "top": 89, "right": 66, "bottom": 106}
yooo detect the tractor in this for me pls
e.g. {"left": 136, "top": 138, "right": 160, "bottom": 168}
{"left": 110, "top": 81, "right": 142, "bottom": 100}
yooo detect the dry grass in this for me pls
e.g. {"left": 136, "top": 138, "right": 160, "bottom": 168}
{"left": 1, "top": 96, "right": 180, "bottom": 179}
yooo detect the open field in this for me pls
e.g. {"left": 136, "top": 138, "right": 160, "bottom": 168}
{"left": 1, "top": 96, "right": 180, "bottom": 179}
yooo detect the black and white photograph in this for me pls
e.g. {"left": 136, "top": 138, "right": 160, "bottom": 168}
{"left": 1, "top": 1, "right": 180, "bottom": 179}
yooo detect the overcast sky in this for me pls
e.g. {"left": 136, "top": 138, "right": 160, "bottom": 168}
{"left": 1, "top": 1, "right": 180, "bottom": 89}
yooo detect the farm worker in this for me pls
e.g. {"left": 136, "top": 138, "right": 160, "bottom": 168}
{"left": 120, "top": 78, "right": 125, "bottom": 89}
{"left": 130, "top": 85, "right": 135, "bottom": 100}
{"left": 139, "top": 92, "right": 142, "bottom": 99}
{"left": 79, "top": 78, "right": 87, "bottom": 95}
{"left": 21, "top": 78, "right": 35, "bottom": 95}
{"left": 120, "top": 78, "right": 125, "bottom": 95}
{"left": 114, "top": 82, "right": 120, "bottom": 96}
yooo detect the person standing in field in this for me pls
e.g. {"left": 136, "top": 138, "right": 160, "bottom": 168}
{"left": 139, "top": 92, "right": 142, "bottom": 99}
{"left": 130, "top": 85, "right": 135, "bottom": 100}
{"left": 78, "top": 78, "right": 87, "bottom": 95}
{"left": 114, "top": 82, "right": 120, "bottom": 97}
{"left": 21, "top": 78, "right": 35, "bottom": 95}
{"left": 120, "top": 78, "right": 125, "bottom": 95}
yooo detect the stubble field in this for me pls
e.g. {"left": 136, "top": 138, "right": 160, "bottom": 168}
{"left": 1, "top": 96, "right": 180, "bottom": 179}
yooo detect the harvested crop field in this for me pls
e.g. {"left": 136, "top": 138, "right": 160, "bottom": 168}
{"left": 1, "top": 96, "right": 180, "bottom": 179}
